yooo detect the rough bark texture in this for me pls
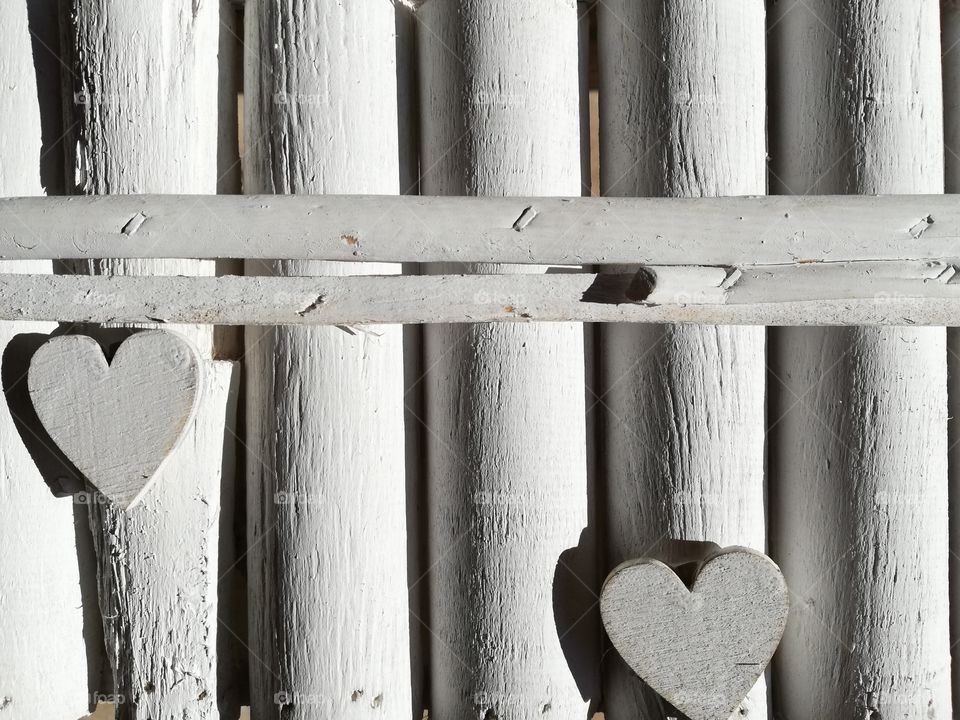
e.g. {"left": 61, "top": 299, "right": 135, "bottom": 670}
{"left": 0, "top": 2, "right": 88, "bottom": 717}
{"left": 417, "top": 1, "right": 596, "bottom": 717}
{"left": 243, "top": 2, "right": 413, "bottom": 719}
{"left": 62, "top": 2, "right": 232, "bottom": 718}
{"left": 769, "top": 2, "right": 952, "bottom": 717}
{"left": 596, "top": 2, "right": 767, "bottom": 717}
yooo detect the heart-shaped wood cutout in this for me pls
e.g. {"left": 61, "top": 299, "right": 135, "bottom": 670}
{"left": 28, "top": 331, "right": 201, "bottom": 510}
{"left": 600, "top": 547, "right": 789, "bottom": 720}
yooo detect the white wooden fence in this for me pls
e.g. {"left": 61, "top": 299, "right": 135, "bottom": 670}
{"left": 1, "top": 1, "right": 959, "bottom": 719}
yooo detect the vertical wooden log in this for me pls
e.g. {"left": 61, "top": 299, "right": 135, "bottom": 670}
{"left": 243, "top": 2, "right": 412, "bottom": 719}
{"left": 942, "top": 0, "right": 960, "bottom": 708}
{"left": 769, "top": 2, "right": 951, "bottom": 717}
{"left": 417, "top": 2, "right": 594, "bottom": 717}
{"left": 596, "top": 3, "right": 767, "bottom": 718}
{"left": 63, "top": 3, "right": 235, "bottom": 718}
{"left": 0, "top": 3, "right": 88, "bottom": 717}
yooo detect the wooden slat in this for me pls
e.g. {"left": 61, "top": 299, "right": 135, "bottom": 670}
{"left": 597, "top": 1, "right": 769, "bottom": 717}
{"left": 769, "top": 1, "right": 952, "bottom": 718}
{"left": 0, "top": 266, "right": 957, "bottom": 325}
{"left": 0, "top": 3, "right": 89, "bottom": 717}
{"left": 0, "top": 193, "right": 958, "bottom": 264}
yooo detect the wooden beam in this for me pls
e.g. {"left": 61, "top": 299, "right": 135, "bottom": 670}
{"left": 0, "top": 266, "right": 957, "bottom": 325}
{"left": 0, "top": 193, "right": 958, "bottom": 264}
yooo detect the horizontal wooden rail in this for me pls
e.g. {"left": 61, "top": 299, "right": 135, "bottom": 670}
{"left": 0, "top": 265, "right": 956, "bottom": 325}
{"left": 0, "top": 194, "right": 957, "bottom": 264}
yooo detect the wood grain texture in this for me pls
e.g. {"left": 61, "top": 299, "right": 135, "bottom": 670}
{"left": 417, "top": 1, "right": 596, "bottom": 717}
{"left": 596, "top": 2, "right": 768, "bottom": 716}
{"left": 87, "top": 360, "right": 235, "bottom": 718}
{"left": 600, "top": 548, "right": 789, "bottom": 720}
{"left": 942, "top": 1, "right": 960, "bottom": 709}
{"left": 0, "top": 2, "right": 88, "bottom": 716}
{"left": 3, "top": 266, "right": 960, "bottom": 325}
{"left": 769, "top": 1, "right": 952, "bottom": 717}
{"left": 28, "top": 332, "right": 201, "bottom": 510}
{"left": 62, "top": 0, "right": 218, "bottom": 352}
{"left": 3, "top": 192, "right": 960, "bottom": 265}
{"left": 243, "top": 2, "right": 413, "bottom": 718}
{"left": 61, "top": 2, "right": 230, "bottom": 717}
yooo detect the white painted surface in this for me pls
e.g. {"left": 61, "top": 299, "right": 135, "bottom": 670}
{"left": 768, "top": 1, "right": 952, "bottom": 718}
{"left": 0, "top": 2, "right": 88, "bottom": 716}
{"left": 600, "top": 548, "right": 789, "bottom": 720}
{"left": 87, "top": 360, "right": 234, "bottom": 717}
{"left": 63, "top": 2, "right": 227, "bottom": 718}
{"left": 3, "top": 265, "right": 960, "bottom": 325}
{"left": 28, "top": 332, "right": 201, "bottom": 510}
{"left": 597, "top": 3, "right": 768, "bottom": 716}
{"left": 417, "top": 1, "right": 594, "bottom": 717}
{"left": 243, "top": 2, "right": 412, "bottom": 718}
{"left": 3, "top": 193, "right": 960, "bottom": 265}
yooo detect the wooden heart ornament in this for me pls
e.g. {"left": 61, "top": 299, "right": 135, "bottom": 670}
{"left": 28, "top": 331, "right": 201, "bottom": 510}
{"left": 600, "top": 547, "right": 789, "bottom": 720}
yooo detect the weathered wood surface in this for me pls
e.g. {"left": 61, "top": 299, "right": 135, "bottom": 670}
{"left": 0, "top": 2, "right": 89, "bottom": 717}
{"left": 597, "top": 2, "right": 769, "bottom": 718}
{"left": 28, "top": 332, "right": 201, "bottom": 510}
{"left": 1, "top": 193, "right": 960, "bottom": 264}
{"left": 87, "top": 360, "right": 234, "bottom": 717}
{"left": 418, "top": 1, "right": 595, "bottom": 717}
{"left": 1, "top": 266, "right": 960, "bottom": 325}
{"left": 62, "top": 1, "right": 229, "bottom": 717}
{"left": 769, "top": 1, "right": 952, "bottom": 718}
{"left": 243, "top": 2, "right": 413, "bottom": 718}
{"left": 600, "top": 548, "right": 789, "bottom": 720}
{"left": 943, "top": 0, "right": 960, "bottom": 707}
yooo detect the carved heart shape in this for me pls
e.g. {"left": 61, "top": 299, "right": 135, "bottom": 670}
{"left": 600, "top": 547, "right": 789, "bottom": 720}
{"left": 28, "top": 331, "right": 201, "bottom": 510}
